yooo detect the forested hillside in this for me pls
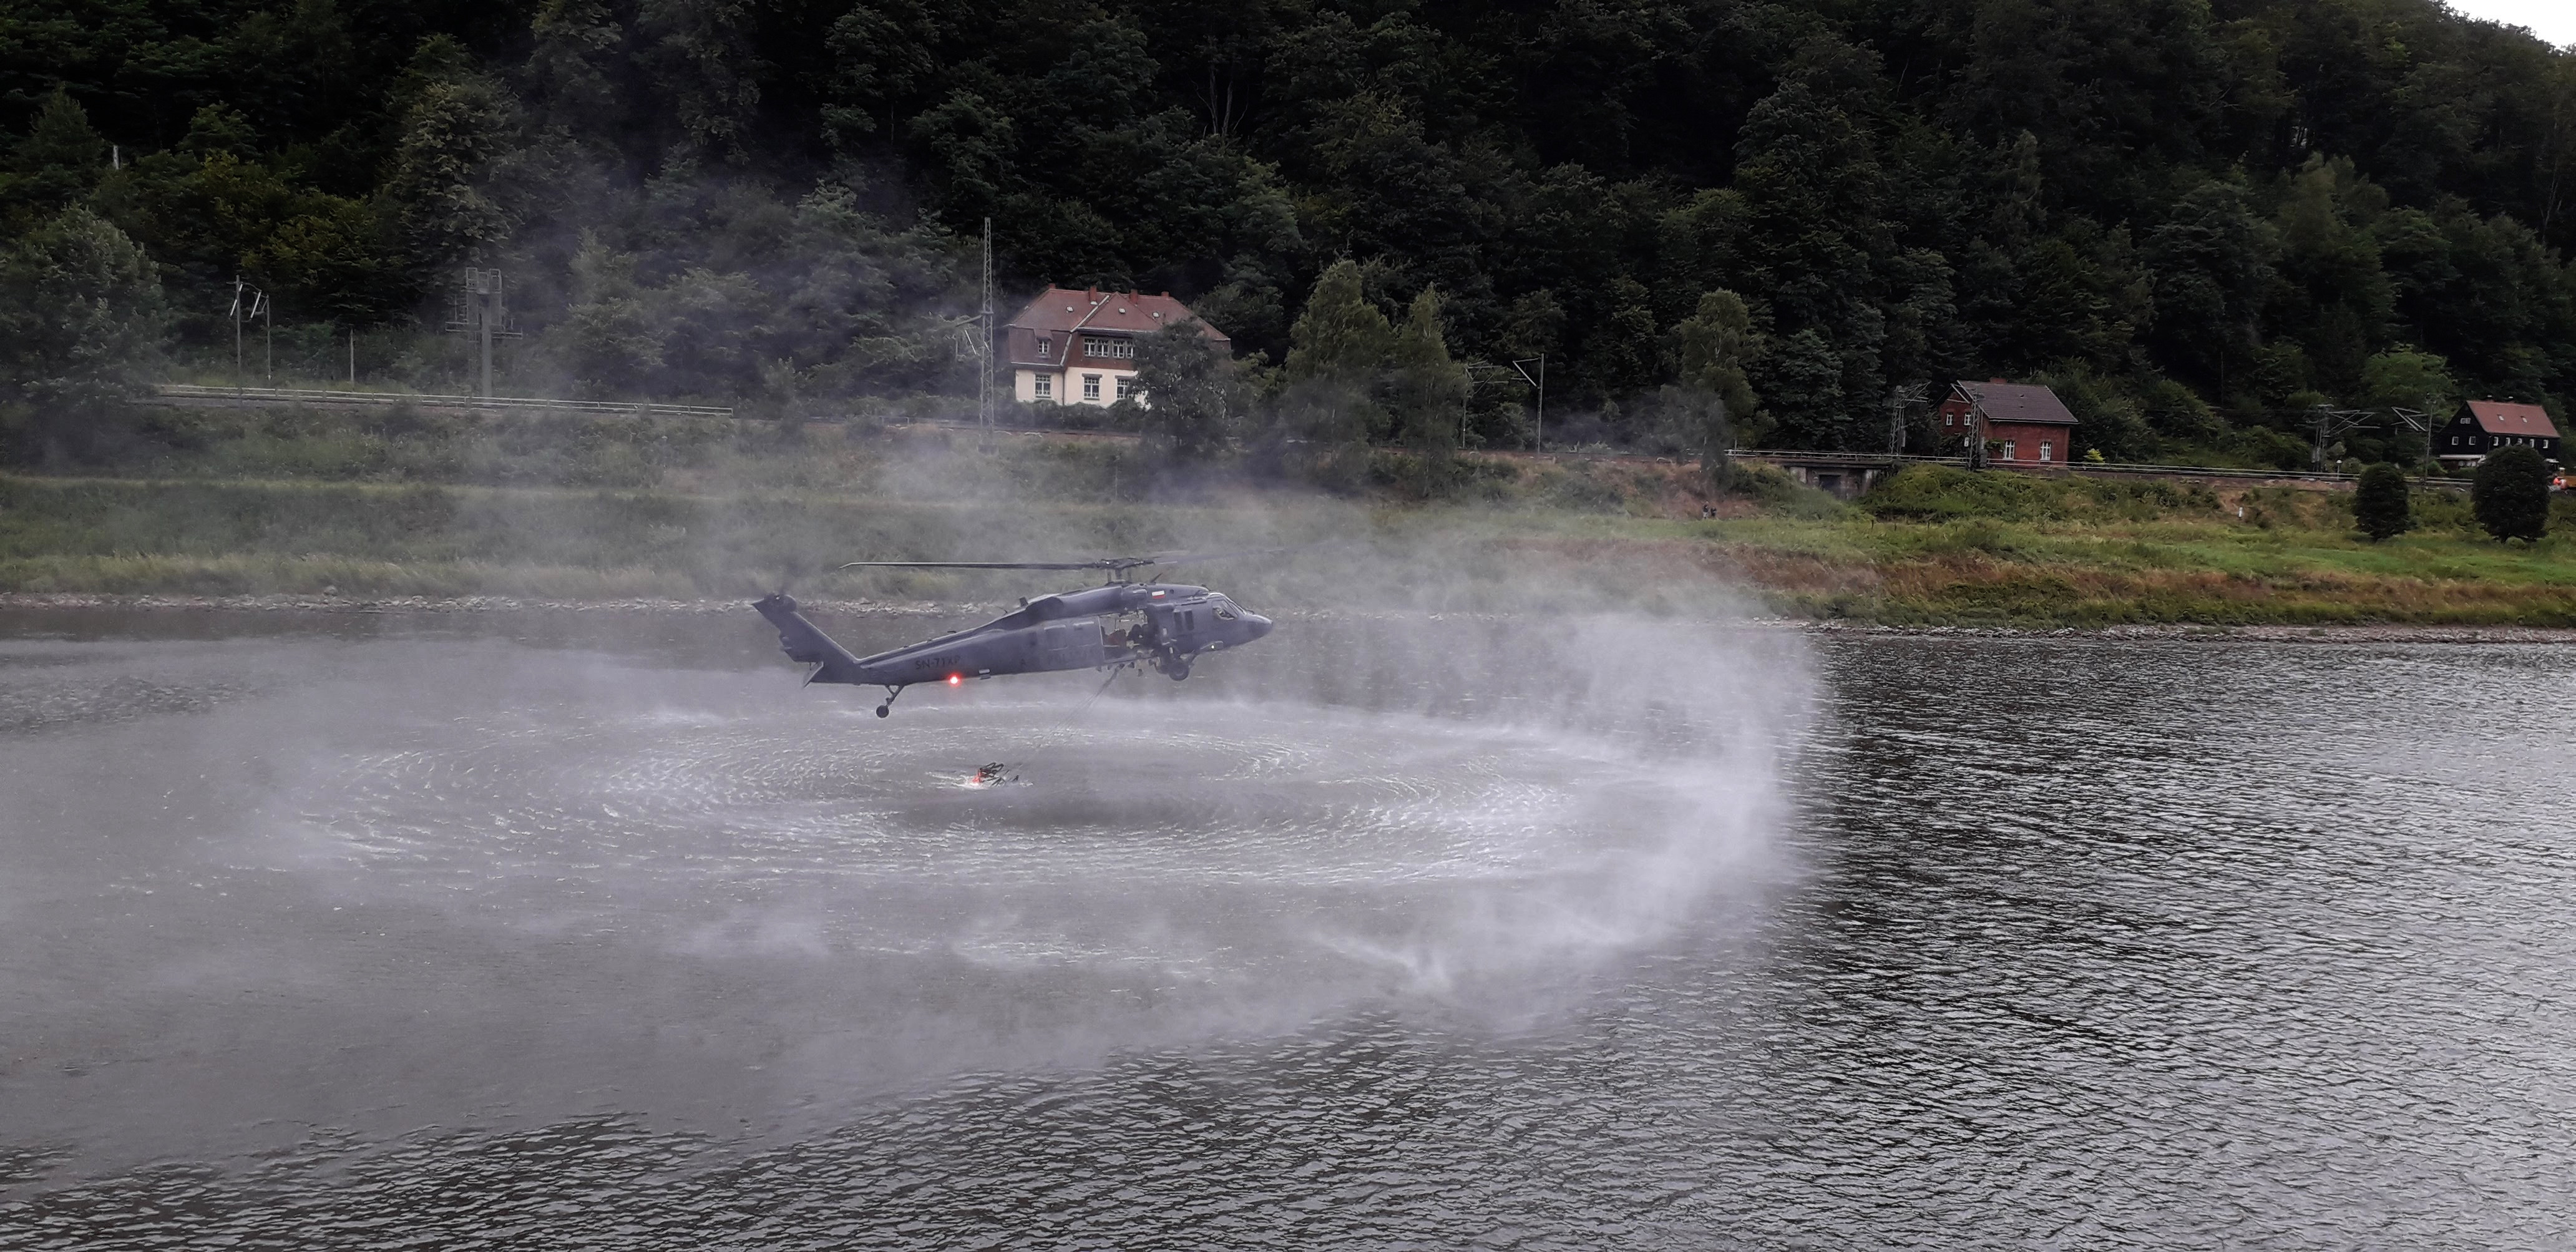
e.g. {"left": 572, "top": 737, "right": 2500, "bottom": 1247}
{"left": 4, "top": 0, "right": 2575, "bottom": 464}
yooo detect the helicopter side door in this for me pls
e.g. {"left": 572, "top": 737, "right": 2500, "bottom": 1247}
{"left": 1152, "top": 600, "right": 1215, "bottom": 653}
{"left": 1035, "top": 618, "right": 1106, "bottom": 672}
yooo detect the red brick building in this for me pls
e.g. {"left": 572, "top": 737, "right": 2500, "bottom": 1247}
{"left": 1937, "top": 379, "right": 2079, "bottom": 466}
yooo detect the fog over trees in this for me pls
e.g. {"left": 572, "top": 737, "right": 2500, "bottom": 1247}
{"left": 4, "top": 0, "right": 2575, "bottom": 464}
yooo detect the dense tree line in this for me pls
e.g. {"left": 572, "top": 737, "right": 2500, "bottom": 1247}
{"left": 4, "top": 0, "right": 2575, "bottom": 465}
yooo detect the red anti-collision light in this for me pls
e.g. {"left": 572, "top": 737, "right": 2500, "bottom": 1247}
{"left": 947, "top": 674, "right": 962, "bottom": 686}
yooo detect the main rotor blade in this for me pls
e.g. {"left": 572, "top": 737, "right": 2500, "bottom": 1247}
{"left": 837, "top": 560, "right": 1114, "bottom": 571}
{"left": 837, "top": 545, "right": 1321, "bottom": 575}
{"left": 1130, "top": 544, "right": 1318, "bottom": 569}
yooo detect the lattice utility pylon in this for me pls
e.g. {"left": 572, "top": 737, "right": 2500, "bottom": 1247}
{"left": 2307, "top": 403, "right": 2376, "bottom": 471}
{"left": 444, "top": 267, "right": 522, "bottom": 401}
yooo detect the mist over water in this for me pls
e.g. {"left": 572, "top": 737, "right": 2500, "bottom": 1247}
{"left": 6, "top": 611, "right": 2575, "bottom": 1248}
{"left": 0, "top": 609, "right": 1798, "bottom": 1181}
{"left": 265, "top": 612, "right": 1795, "bottom": 1049}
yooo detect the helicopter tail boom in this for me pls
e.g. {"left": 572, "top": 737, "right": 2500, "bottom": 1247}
{"left": 753, "top": 593, "right": 868, "bottom": 685}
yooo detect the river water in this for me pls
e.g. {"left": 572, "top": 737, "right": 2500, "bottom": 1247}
{"left": 1, "top": 607, "right": 2571, "bottom": 1248}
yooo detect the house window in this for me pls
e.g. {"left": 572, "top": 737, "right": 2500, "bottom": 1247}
{"left": 1115, "top": 375, "right": 1134, "bottom": 401}
{"left": 2039, "top": 439, "right": 2053, "bottom": 462}
{"left": 1082, "top": 373, "right": 1101, "bottom": 401}
{"left": 1033, "top": 373, "right": 1051, "bottom": 399}
{"left": 2001, "top": 441, "right": 2017, "bottom": 461}
{"left": 1083, "top": 336, "right": 1134, "bottom": 359}
{"left": 1037, "top": 338, "right": 1053, "bottom": 361}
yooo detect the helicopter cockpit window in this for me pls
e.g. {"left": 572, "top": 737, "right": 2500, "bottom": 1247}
{"left": 1212, "top": 598, "right": 1239, "bottom": 622}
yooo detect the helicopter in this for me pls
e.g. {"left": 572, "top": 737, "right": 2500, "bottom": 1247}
{"left": 753, "top": 552, "right": 1277, "bottom": 716}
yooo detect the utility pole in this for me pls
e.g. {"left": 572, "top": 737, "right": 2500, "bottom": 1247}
{"left": 1511, "top": 354, "right": 1546, "bottom": 452}
{"left": 1887, "top": 382, "right": 1927, "bottom": 456}
{"left": 979, "top": 217, "right": 995, "bottom": 452}
{"left": 262, "top": 288, "right": 273, "bottom": 383}
{"left": 2390, "top": 406, "right": 2434, "bottom": 468}
{"left": 228, "top": 278, "right": 263, "bottom": 393}
{"left": 445, "top": 267, "right": 518, "bottom": 401}
{"left": 1459, "top": 364, "right": 1470, "bottom": 449}
{"left": 478, "top": 273, "right": 494, "bottom": 399}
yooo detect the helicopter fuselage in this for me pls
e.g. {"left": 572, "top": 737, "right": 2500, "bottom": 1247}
{"left": 753, "top": 582, "right": 1272, "bottom": 712}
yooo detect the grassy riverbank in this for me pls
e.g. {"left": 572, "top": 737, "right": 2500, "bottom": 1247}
{"left": 1717, "top": 467, "right": 2576, "bottom": 625}
{"left": 7, "top": 470, "right": 2574, "bottom": 626}
{"left": 4, "top": 408, "right": 2572, "bottom": 625}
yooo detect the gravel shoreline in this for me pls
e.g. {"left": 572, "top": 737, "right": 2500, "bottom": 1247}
{"left": 0, "top": 592, "right": 957, "bottom": 617}
{"left": 1797, "top": 620, "right": 2576, "bottom": 643}
{"left": 5, "top": 591, "right": 2574, "bottom": 643}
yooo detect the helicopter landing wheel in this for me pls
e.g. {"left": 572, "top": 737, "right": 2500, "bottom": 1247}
{"left": 876, "top": 704, "right": 890, "bottom": 718}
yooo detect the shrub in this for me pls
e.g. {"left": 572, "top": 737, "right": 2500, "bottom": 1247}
{"left": 1861, "top": 464, "right": 2057, "bottom": 521}
{"left": 2232, "top": 425, "right": 2314, "bottom": 472}
{"left": 2353, "top": 462, "right": 2413, "bottom": 541}
{"left": 2411, "top": 487, "right": 2476, "bottom": 532}
{"left": 2036, "top": 361, "right": 2154, "bottom": 462}
{"left": 1729, "top": 462, "right": 1849, "bottom": 519}
{"left": 1532, "top": 465, "right": 1627, "bottom": 512}
{"left": 1860, "top": 464, "right": 2216, "bottom": 523}
{"left": 2238, "top": 485, "right": 2331, "bottom": 529}
{"left": 2471, "top": 446, "right": 2551, "bottom": 542}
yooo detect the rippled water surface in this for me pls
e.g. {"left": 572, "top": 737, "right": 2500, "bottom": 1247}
{"left": 2, "top": 609, "right": 2572, "bottom": 1248}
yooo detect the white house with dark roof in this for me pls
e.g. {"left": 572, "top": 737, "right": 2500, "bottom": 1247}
{"left": 2437, "top": 399, "right": 2561, "bottom": 466}
{"left": 1000, "top": 286, "right": 1231, "bottom": 408}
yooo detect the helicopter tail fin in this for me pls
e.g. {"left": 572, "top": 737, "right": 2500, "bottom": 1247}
{"left": 753, "top": 593, "right": 868, "bottom": 685}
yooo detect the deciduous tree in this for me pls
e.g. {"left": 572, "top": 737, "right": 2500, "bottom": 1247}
{"left": 1284, "top": 260, "right": 1391, "bottom": 384}
{"left": 2, "top": 88, "right": 108, "bottom": 218}
{"left": 2145, "top": 180, "right": 2274, "bottom": 399}
{"left": 2471, "top": 446, "right": 2552, "bottom": 542}
{"left": 0, "top": 207, "right": 168, "bottom": 459}
{"left": 383, "top": 52, "right": 521, "bottom": 272}
{"left": 1133, "top": 319, "right": 1235, "bottom": 466}
{"left": 10, "top": 0, "right": 2576, "bottom": 433}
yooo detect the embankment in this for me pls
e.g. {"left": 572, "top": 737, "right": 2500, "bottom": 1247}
{"left": 6, "top": 466, "right": 2574, "bottom": 627}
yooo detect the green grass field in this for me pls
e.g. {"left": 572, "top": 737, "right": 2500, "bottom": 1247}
{"left": 6, "top": 409, "right": 2572, "bottom": 625}
{"left": 1699, "top": 469, "right": 2576, "bottom": 624}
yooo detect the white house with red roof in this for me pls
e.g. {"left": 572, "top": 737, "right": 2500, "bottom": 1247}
{"left": 1001, "top": 286, "right": 1231, "bottom": 408}
{"left": 2437, "top": 399, "right": 2561, "bottom": 466}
